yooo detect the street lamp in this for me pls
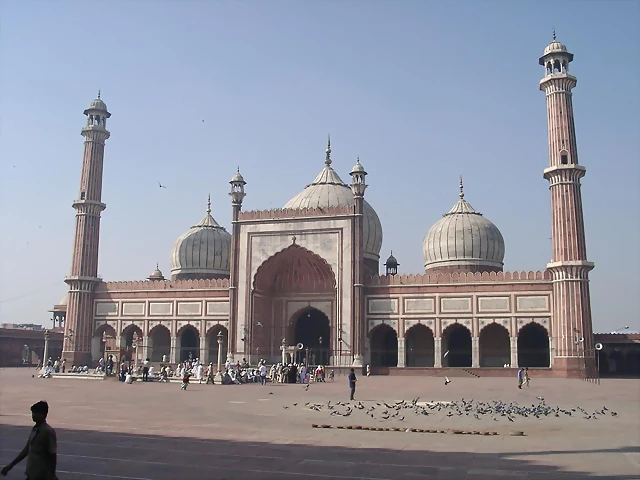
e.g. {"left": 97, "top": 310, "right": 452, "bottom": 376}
{"left": 305, "top": 346, "right": 310, "bottom": 366}
{"left": 41, "top": 329, "right": 50, "bottom": 375}
{"left": 281, "top": 338, "right": 287, "bottom": 365}
{"left": 132, "top": 332, "right": 140, "bottom": 369}
{"left": 318, "top": 336, "right": 323, "bottom": 365}
{"left": 338, "top": 337, "right": 342, "bottom": 371}
{"left": 214, "top": 331, "right": 224, "bottom": 384}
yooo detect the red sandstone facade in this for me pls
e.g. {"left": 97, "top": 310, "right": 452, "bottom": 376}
{"left": 55, "top": 38, "right": 595, "bottom": 377}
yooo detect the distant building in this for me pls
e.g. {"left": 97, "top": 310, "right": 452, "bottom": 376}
{"left": 0, "top": 323, "right": 45, "bottom": 331}
{"left": 53, "top": 37, "right": 597, "bottom": 378}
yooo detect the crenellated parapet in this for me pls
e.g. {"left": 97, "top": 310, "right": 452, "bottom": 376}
{"left": 96, "top": 278, "right": 230, "bottom": 292}
{"left": 238, "top": 205, "right": 352, "bottom": 221}
{"left": 366, "top": 270, "right": 550, "bottom": 285}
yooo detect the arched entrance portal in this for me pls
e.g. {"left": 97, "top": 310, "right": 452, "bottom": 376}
{"left": 405, "top": 324, "right": 434, "bottom": 367}
{"left": 479, "top": 323, "right": 510, "bottom": 367}
{"left": 370, "top": 324, "right": 398, "bottom": 367}
{"left": 443, "top": 324, "right": 472, "bottom": 367}
{"left": 148, "top": 325, "right": 171, "bottom": 362}
{"left": 120, "top": 325, "right": 143, "bottom": 363}
{"left": 207, "top": 326, "right": 228, "bottom": 366}
{"left": 293, "top": 308, "right": 330, "bottom": 366}
{"left": 251, "top": 244, "right": 336, "bottom": 363}
{"left": 517, "top": 323, "right": 550, "bottom": 367}
{"left": 92, "top": 323, "right": 117, "bottom": 363}
{"left": 178, "top": 326, "right": 200, "bottom": 363}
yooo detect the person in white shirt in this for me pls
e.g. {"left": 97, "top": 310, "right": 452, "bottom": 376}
{"left": 142, "top": 358, "right": 150, "bottom": 381}
{"left": 259, "top": 363, "right": 268, "bottom": 385}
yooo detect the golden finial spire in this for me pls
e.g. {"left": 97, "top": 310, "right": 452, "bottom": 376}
{"left": 325, "top": 134, "right": 332, "bottom": 166}
{"left": 206, "top": 194, "right": 211, "bottom": 215}
{"left": 459, "top": 176, "right": 464, "bottom": 199}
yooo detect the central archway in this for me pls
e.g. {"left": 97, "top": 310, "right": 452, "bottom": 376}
{"left": 251, "top": 244, "right": 337, "bottom": 363}
{"left": 442, "top": 323, "right": 472, "bottom": 367}
{"left": 293, "top": 308, "right": 330, "bottom": 366}
{"left": 479, "top": 323, "right": 510, "bottom": 367}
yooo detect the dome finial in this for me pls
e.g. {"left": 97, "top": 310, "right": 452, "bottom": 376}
{"left": 156, "top": 262, "right": 159, "bottom": 269}
{"left": 552, "top": 28, "right": 556, "bottom": 41}
{"left": 97, "top": 89, "right": 101, "bottom": 99}
{"left": 459, "top": 176, "right": 464, "bottom": 199}
{"left": 206, "top": 194, "right": 211, "bottom": 215}
{"left": 325, "top": 134, "right": 332, "bottom": 166}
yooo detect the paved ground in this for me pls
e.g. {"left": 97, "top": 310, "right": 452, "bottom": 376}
{"left": 0, "top": 369, "right": 638, "bottom": 479}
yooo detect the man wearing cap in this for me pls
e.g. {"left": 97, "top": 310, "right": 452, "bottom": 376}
{"left": 1, "top": 400, "right": 57, "bottom": 479}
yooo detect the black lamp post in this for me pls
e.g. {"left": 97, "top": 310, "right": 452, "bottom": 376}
{"left": 319, "top": 336, "right": 323, "bottom": 365}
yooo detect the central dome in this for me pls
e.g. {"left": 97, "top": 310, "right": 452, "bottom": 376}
{"left": 423, "top": 180, "right": 505, "bottom": 273}
{"left": 283, "top": 140, "right": 383, "bottom": 262}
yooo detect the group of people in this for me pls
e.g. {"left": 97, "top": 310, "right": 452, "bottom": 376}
{"left": 267, "top": 362, "right": 334, "bottom": 384}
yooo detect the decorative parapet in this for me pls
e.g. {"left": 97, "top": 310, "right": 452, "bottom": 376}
{"left": 238, "top": 205, "right": 352, "bottom": 221}
{"left": 366, "top": 270, "right": 551, "bottom": 286}
{"left": 96, "top": 278, "right": 230, "bottom": 292}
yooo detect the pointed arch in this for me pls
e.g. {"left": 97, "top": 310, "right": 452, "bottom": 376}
{"left": 369, "top": 324, "right": 398, "bottom": 367}
{"left": 405, "top": 324, "right": 434, "bottom": 367}
{"left": 479, "top": 323, "right": 510, "bottom": 367}
{"left": 148, "top": 325, "right": 171, "bottom": 362}
{"left": 253, "top": 244, "right": 336, "bottom": 293}
{"left": 517, "top": 323, "right": 550, "bottom": 367}
{"left": 207, "top": 325, "right": 228, "bottom": 366}
{"left": 177, "top": 325, "right": 200, "bottom": 363}
{"left": 442, "top": 323, "right": 472, "bottom": 367}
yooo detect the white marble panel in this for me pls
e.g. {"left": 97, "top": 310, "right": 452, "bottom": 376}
{"left": 206, "top": 301, "right": 230, "bottom": 316}
{"left": 122, "top": 302, "right": 145, "bottom": 316}
{"left": 516, "top": 296, "right": 549, "bottom": 312}
{"left": 369, "top": 298, "right": 398, "bottom": 314}
{"left": 404, "top": 298, "right": 435, "bottom": 314}
{"left": 95, "top": 302, "right": 118, "bottom": 316}
{"left": 440, "top": 297, "right": 472, "bottom": 313}
{"left": 149, "top": 302, "right": 173, "bottom": 316}
{"left": 177, "top": 301, "right": 202, "bottom": 316}
{"left": 478, "top": 297, "right": 510, "bottom": 313}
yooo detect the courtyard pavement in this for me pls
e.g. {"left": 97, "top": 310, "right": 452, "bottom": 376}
{"left": 0, "top": 369, "right": 638, "bottom": 479}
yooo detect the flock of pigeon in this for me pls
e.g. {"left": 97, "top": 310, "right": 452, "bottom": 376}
{"left": 283, "top": 396, "right": 619, "bottom": 424}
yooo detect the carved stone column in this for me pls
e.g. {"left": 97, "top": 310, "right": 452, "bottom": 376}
{"left": 472, "top": 337, "right": 480, "bottom": 368}
{"left": 434, "top": 337, "right": 442, "bottom": 368}
{"left": 510, "top": 336, "right": 518, "bottom": 367}
{"left": 397, "top": 337, "right": 406, "bottom": 367}
{"left": 199, "top": 335, "right": 207, "bottom": 363}
{"left": 170, "top": 336, "right": 177, "bottom": 363}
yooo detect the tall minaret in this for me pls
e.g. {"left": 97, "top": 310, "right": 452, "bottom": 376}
{"left": 350, "top": 154, "right": 367, "bottom": 368}
{"left": 228, "top": 167, "right": 246, "bottom": 361}
{"left": 539, "top": 34, "right": 595, "bottom": 377}
{"left": 62, "top": 93, "right": 111, "bottom": 365}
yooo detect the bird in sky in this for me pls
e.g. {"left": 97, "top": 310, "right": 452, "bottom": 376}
{"left": 157, "top": 181, "right": 167, "bottom": 188}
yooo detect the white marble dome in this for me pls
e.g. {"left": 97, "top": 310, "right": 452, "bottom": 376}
{"left": 170, "top": 197, "right": 231, "bottom": 279}
{"left": 423, "top": 182, "right": 505, "bottom": 272}
{"left": 283, "top": 144, "right": 383, "bottom": 261}
{"left": 543, "top": 39, "right": 568, "bottom": 56}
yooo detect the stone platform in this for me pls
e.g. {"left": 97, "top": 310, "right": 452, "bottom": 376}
{"left": 0, "top": 369, "right": 638, "bottom": 479}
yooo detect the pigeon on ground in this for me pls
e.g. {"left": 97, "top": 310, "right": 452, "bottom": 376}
{"left": 444, "top": 376, "right": 451, "bottom": 385}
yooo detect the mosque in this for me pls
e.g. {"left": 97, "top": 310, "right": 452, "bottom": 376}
{"left": 54, "top": 36, "right": 596, "bottom": 377}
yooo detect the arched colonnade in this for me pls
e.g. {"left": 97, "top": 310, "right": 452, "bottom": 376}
{"left": 91, "top": 321, "right": 229, "bottom": 365}
{"left": 368, "top": 318, "right": 551, "bottom": 368}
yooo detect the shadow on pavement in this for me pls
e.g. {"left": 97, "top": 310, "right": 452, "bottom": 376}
{"left": 1, "top": 424, "right": 638, "bottom": 480}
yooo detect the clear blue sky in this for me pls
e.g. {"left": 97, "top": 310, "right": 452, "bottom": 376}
{"left": 1, "top": 1, "right": 638, "bottom": 333}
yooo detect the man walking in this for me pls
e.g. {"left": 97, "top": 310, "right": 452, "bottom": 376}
{"left": 1, "top": 401, "right": 57, "bottom": 480}
{"left": 348, "top": 368, "right": 357, "bottom": 401}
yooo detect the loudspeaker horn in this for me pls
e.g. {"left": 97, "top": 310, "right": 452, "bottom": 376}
{"left": 578, "top": 337, "right": 585, "bottom": 343}
{"left": 296, "top": 343, "right": 304, "bottom": 350}
{"left": 595, "top": 343, "right": 603, "bottom": 351}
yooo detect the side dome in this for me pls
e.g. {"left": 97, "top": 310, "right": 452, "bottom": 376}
{"left": 170, "top": 196, "right": 231, "bottom": 280}
{"left": 283, "top": 140, "right": 383, "bottom": 262}
{"left": 423, "top": 179, "right": 505, "bottom": 273}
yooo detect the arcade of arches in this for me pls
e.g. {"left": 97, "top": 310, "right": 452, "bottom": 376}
{"left": 369, "top": 321, "right": 551, "bottom": 369}
{"left": 251, "top": 244, "right": 337, "bottom": 361}
{"left": 91, "top": 323, "right": 229, "bottom": 365}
